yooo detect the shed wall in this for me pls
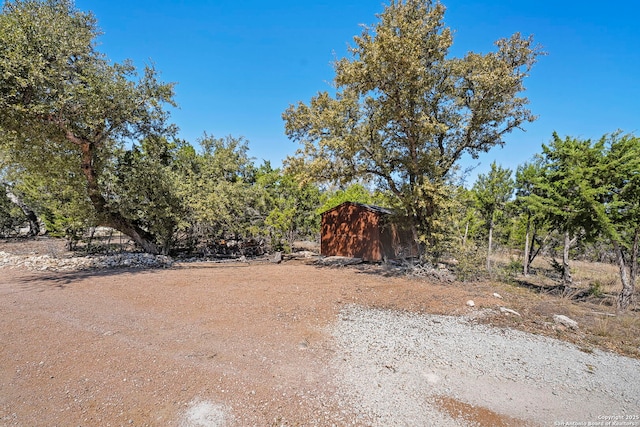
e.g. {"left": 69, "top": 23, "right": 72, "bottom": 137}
{"left": 321, "top": 202, "right": 420, "bottom": 262}
{"left": 321, "top": 204, "right": 383, "bottom": 261}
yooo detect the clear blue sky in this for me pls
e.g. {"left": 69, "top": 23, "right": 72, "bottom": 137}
{"left": 76, "top": 0, "right": 639, "bottom": 184}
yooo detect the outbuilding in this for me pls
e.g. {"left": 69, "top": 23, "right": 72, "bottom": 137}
{"left": 320, "top": 201, "right": 418, "bottom": 262}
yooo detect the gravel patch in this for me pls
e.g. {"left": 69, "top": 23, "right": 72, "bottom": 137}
{"left": 331, "top": 305, "right": 640, "bottom": 426}
{"left": 0, "top": 251, "right": 173, "bottom": 271}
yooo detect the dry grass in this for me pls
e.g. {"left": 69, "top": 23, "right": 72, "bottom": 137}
{"left": 477, "top": 252, "right": 640, "bottom": 359}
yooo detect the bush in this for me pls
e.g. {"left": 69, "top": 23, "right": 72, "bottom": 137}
{"left": 452, "top": 244, "right": 486, "bottom": 282}
{"left": 588, "top": 281, "right": 604, "bottom": 298}
{"left": 497, "top": 257, "right": 522, "bottom": 283}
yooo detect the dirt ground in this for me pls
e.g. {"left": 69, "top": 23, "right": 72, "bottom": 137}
{"left": 0, "top": 239, "right": 637, "bottom": 426}
{"left": 0, "top": 255, "right": 505, "bottom": 426}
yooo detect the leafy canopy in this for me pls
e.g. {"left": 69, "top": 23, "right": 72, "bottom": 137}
{"left": 283, "top": 0, "right": 542, "bottom": 248}
{"left": 529, "top": 133, "right": 607, "bottom": 241}
{"left": 0, "top": 0, "right": 176, "bottom": 253}
{"left": 473, "top": 161, "right": 514, "bottom": 228}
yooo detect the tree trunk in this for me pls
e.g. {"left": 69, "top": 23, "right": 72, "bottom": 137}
{"left": 529, "top": 231, "right": 547, "bottom": 267}
{"left": 562, "top": 230, "right": 573, "bottom": 292}
{"left": 411, "top": 224, "right": 423, "bottom": 259}
{"left": 462, "top": 220, "right": 469, "bottom": 248}
{"left": 4, "top": 186, "right": 41, "bottom": 236}
{"left": 523, "top": 214, "right": 531, "bottom": 276}
{"left": 631, "top": 227, "right": 639, "bottom": 288}
{"left": 613, "top": 239, "right": 634, "bottom": 310}
{"left": 94, "top": 196, "right": 161, "bottom": 254}
{"left": 77, "top": 140, "right": 161, "bottom": 255}
{"left": 486, "top": 218, "right": 494, "bottom": 271}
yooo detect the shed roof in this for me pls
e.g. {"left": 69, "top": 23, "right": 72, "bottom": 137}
{"left": 320, "top": 201, "right": 393, "bottom": 216}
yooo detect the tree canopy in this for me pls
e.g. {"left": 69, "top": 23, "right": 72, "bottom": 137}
{"left": 525, "top": 133, "right": 607, "bottom": 288}
{"left": 472, "top": 162, "right": 513, "bottom": 269}
{"left": 283, "top": 0, "right": 543, "bottom": 246}
{"left": 594, "top": 133, "right": 640, "bottom": 309}
{"left": 0, "top": 0, "right": 176, "bottom": 253}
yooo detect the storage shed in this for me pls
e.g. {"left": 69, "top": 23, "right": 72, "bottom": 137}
{"left": 320, "top": 202, "right": 418, "bottom": 262}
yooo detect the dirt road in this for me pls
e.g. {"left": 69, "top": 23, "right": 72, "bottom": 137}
{"left": 0, "top": 261, "right": 464, "bottom": 426}
{"left": 1, "top": 260, "right": 638, "bottom": 426}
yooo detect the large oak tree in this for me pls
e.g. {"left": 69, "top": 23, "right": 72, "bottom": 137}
{"left": 283, "top": 0, "right": 542, "bottom": 249}
{"left": 0, "top": 0, "right": 176, "bottom": 253}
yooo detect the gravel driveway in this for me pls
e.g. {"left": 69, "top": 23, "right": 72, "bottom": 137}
{"left": 331, "top": 305, "right": 640, "bottom": 426}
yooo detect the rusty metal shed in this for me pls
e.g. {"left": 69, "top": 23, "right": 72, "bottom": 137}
{"left": 320, "top": 202, "right": 418, "bottom": 262}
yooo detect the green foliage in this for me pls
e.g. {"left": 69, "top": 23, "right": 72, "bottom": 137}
{"left": 105, "top": 136, "right": 184, "bottom": 253}
{"left": 258, "top": 164, "right": 322, "bottom": 252}
{"left": 515, "top": 160, "right": 543, "bottom": 205}
{"left": 451, "top": 243, "right": 486, "bottom": 282}
{"left": 449, "top": 186, "right": 481, "bottom": 245}
{"left": 512, "top": 159, "right": 552, "bottom": 272}
{"left": 0, "top": 0, "right": 175, "bottom": 153}
{"left": 598, "top": 133, "right": 640, "bottom": 241}
{"left": 3, "top": 160, "right": 96, "bottom": 238}
{"left": 588, "top": 281, "right": 604, "bottom": 298}
{"left": 471, "top": 162, "right": 513, "bottom": 269}
{"left": 167, "top": 136, "right": 324, "bottom": 254}
{"left": 25, "top": 178, "right": 94, "bottom": 239}
{"left": 473, "top": 162, "right": 514, "bottom": 228}
{"left": 0, "top": 184, "right": 26, "bottom": 235}
{"left": 175, "top": 135, "right": 260, "bottom": 246}
{"left": 513, "top": 160, "right": 548, "bottom": 236}
{"left": 497, "top": 257, "right": 523, "bottom": 283}
{"left": 0, "top": 0, "right": 176, "bottom": 253}
{"left": 529, "top": 133, "right": 607, "bottom": 240}
{"left": 525, "top": 133, "right": 608, "bottom": 285}
{"left": 593, "top": 133, "right": 640, "bottom": 309}
{"left": 318, "top": 183, "right": 390, "bottom": 213}
{"left": 283, "top": 0, "right": 542, "bottom": 252}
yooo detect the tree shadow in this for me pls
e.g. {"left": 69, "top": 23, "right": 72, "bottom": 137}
{"left": 513, "top": 277, "right": 621, "bottom": 308}
{"left": 513, "top": 278, "right": 565, "bottom": 295}
{"left": 4, "top": 265, "right": 172, "bottom": 292}
{"left": 309, "top": 259, "right": 410, "bottom": 279}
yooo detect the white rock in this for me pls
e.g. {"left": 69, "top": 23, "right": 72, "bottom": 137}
{"left": 0, "top": 251, "right": 173, "bottom": 271}
{"left": 493, "top": 292, "right": 503, "bottom": 299}
{"left": 320, "top": 256, "right": 362, "bottom": 266}
{"left": 499, "top": 307, "right": 521, "bottom": 316}
{"left": 466, "top": 300, "right": 475, "bottom": 307}
{"left": 553, "top": 314, "right": 578, "bottom": 330}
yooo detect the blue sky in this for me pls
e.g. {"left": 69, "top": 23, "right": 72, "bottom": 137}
{"left": 76, "top": 0, "right": 639, "bottom": 184}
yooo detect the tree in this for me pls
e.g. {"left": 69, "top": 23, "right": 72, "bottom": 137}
{"left": 530, "top": 133, "right": 606, "bottom": 290}
{"left": 1, "top": 149, "right": 97, "bottom": 242}
{"left": 2, "top": 183, "right": 40, "bottom": 235}
{"left": 472, "top": 162, "right": 513, "bottom": 270}
{"left": 176, "top": 135, "right": 261, "bottom": 246}
{"left": 597, "top": 133, "right": 640, "bottom": 310}
{"left": 256, "top": 164, "right": 322, "bottom": 252}
{"left": 105, "top": 136, "right": 185, "bottom": 254}
{"left": 514, "top": 159, "right": 548, "bottom": 275}
{"left": 317, "top": 183, "right": 390, "bottom": 213}
{"left": 0, "top": 182, "right": 27, "bottom": 235}
{"left": 283, "top": 0, "right": 542, "bottom": 253}
{"left": 0, "top": 0, "right": 176, "bottom": 253}
{"left": 450, "top": 186, "right": 480, "bottom": 249}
